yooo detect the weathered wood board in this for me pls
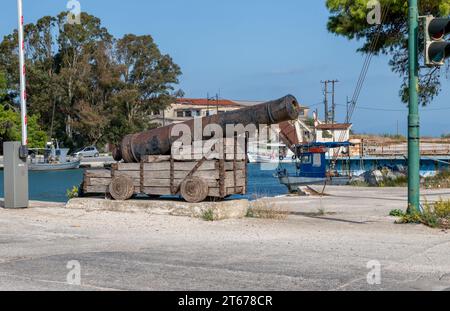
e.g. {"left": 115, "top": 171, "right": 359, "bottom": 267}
{"left": 83, "top": 138, "right": 248, "bottom": 200}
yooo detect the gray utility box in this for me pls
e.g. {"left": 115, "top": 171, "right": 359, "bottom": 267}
{"left": 3, "top": 142, "right": 29, "bottom": 209}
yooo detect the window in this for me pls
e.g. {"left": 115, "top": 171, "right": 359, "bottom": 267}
{"left": 313, "top": 154, "right": 322, "bottom": 167}
{"left": 301, "top": 155, "right": 311, "bottom": 164}
{"left": 185, "top": 111, "right": 192, "bottom": 117}
{"left": 177, "top": 111, "right": 183, "bottom": 118}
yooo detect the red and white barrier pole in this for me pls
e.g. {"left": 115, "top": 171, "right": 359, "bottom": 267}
{"left": 17, "top": 0, "right": 27, "bottom": 147}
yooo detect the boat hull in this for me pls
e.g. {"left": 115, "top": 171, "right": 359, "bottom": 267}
{"left": 29, "top": 160, "right": 81, "bottom": 171}
{"left": 278, "top": 175, "right": 350, "bottom": 193}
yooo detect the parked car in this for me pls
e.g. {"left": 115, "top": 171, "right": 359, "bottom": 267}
{"left": 73, "top": 146, "right": 100, "bottom": 158}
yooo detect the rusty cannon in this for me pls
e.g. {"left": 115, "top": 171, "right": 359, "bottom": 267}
{"left": 113, "top": 94, "right": 300, "bottom": 163}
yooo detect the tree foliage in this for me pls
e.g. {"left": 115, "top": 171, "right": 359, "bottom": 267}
{"left": 0, "top": 105, "right": 47, "bottom": 149}
{"left": 326, "top": 0, "right": 450, "bottom": 106}
{"left": 0, "top": 12, "right": 182, "bottom": 150}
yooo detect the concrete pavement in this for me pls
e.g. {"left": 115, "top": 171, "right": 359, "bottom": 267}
{"left": 0, "top": 186, "right": 450, "bottom": 291}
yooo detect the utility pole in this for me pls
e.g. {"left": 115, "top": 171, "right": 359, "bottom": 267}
{"left": 321, "top": 80, "right": 338, "bottom": 123}
{"left": 216, "top": 94, "right": 219, "bottom": 114}
{"left": 206, "top": 92, "right": 210, "bottom": 116}
{"left": 331, "top": 80, "right": 339, "bottom": 124}
{"left": 407, "top": 0, "right": 421, "bottom": 213}
{"left": 321, "top": 81, "right": 329, "bottom": 124}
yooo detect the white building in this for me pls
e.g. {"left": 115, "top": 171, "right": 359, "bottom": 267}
{"left": 315, "top": 123, "right": 353, "bottom": 143}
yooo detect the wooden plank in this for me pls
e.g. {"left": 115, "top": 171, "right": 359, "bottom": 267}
{"left": 143, "top": 162, "right": 171, "bottom": 171}
{"left": 85, "top": 170, "right": 111, "bottom": 178}
{"left": 144, "top": 170, "right": 218, "bottom": 180}
{"left": 142, "top": 186, "right": 245, "bottom": 198}
{"left": 142, "top": 170, "right": 245, "bottom": 182}
{"left": 142, "top": 187, "right": 174, "bottom": 196}
{"left": 142, "top": 155, "right": 171, "bottom": 163}
{"left": 84, "top": 177, "right": 112, "bottom": 187}
{"left": 143, "top": 161, "right": 217, "bottom": 172}
{"left": 112, "top": 163, "right": 141, "bottom": 171}
{"left": 114, "top": 171, "right": 141, "bottom": 179}
{"left": 143, "top": 178, "right": 220, "bottom": 188}
{"left": 83, "top": 185, "right": 108, "bottom": 194}
{"left": 113, "top": 159, "right": 245, "bottom": 171}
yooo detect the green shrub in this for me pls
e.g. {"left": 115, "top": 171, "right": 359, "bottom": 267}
{"left": 201, "top": 209, "right": 215, "bottom": 221}
{"left": 397, "top": 199, "right": 450, "bottom": 229}
{"left": 66, "top": 186, "right": 79, "bottom": 200}
{"left": 389, "top": 209, "right": 405, "bottom": 217}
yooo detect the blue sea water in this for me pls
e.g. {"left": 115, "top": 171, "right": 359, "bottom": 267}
{"left": 0, "top": 164, "right": 292, "bottom": 203}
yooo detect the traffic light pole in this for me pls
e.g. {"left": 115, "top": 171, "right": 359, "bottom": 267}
{"left": 408, "top": 0, "right": 421, "bottom": 213}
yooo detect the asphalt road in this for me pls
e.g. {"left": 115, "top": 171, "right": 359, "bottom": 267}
{"left": 0, "top": 187, "right": 450, "bottom": 291}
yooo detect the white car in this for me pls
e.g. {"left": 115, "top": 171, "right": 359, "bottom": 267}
{"left": 73, "top": 146, "right": 100, "bottom": 158}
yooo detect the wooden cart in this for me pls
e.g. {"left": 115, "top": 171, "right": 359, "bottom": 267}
{"left": 82, "top": 138, "right": 248, "bottom": 203}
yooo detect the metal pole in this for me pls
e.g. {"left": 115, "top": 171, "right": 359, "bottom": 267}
{"left": 331, "top": 80, "right": 339, "bottom": 124}
{"left": 408, "top": 0, "right": 421, "bottom": 213}
{"left": 332, "top": 81, "right": 336, "bottom": 124}
{"left": 322, "top": 81, "right": 329, "bottom": 124}
{"left": 17, "top": 0, "right": 27, "bottom": 147}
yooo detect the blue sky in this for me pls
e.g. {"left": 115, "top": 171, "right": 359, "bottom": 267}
{"left": 0, "top": 0, "right": 448, "bottom": 136}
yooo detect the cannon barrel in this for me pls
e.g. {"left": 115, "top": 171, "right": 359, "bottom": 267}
{"left": 113, "top": 95, "right": 300, "bottom": 163}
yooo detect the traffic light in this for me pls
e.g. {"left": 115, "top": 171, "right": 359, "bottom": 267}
{"left": 425, "top": 16, "right": 450, "bottom": 66}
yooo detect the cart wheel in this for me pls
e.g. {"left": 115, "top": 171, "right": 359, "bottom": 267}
{"left": 180, "top": 177, "right": 209, "bottom": 203}
{"left": 109, "top": 176, "right": 134, "bottom": 201}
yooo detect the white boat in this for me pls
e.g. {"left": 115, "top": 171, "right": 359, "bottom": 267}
{"left": 28, "top": 142, "right": 80, "bottom": 171}
{"left": 247, "top": 142, "right": 295, "bottom": 164}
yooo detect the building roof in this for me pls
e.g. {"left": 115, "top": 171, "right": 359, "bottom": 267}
{"left": 176, "top": 98, "right": 241, "bottom": 107}
{"left": 316, "top": 123, "right": 352, "bottom": 130}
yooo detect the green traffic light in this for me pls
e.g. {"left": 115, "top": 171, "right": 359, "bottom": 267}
{"left": 428, "top": 41, "right": 450, "bottom": 65}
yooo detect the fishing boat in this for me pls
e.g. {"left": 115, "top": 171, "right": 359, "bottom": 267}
{"left": 275, "top": 142, "right": 353, "bottom": 193}
{"left": 28, "top": 141, "right": 80, "bottom": 171}
{"left": 247, "top": 142, "right": 296, "bottom": 164}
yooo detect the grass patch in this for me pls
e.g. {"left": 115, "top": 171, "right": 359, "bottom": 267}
{"left": 247, "top": 201, "right": 288, "bottom": 220}
{"left": 395, "top": 199, "right": 450, "bottom": 229}
{"left": 201, "top": 209, "right": 215, "bottom": 222}
{"left": 389, "top": 209, "right": 405, "bottom": 217}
